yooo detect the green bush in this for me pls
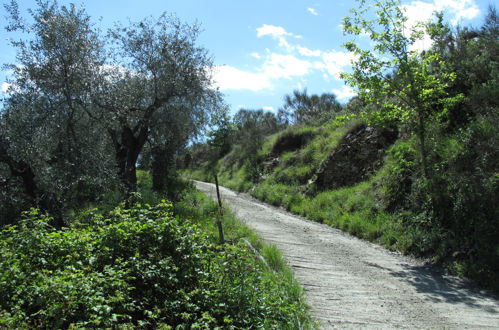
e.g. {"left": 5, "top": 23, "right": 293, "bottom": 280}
{"left": 0, "top": 201, "right": 310, "bottom": 328}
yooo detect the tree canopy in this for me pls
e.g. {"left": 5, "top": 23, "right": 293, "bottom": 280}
{"left": 1, "top": 0, "right": 223, "bottom": 224}
{"left": 341, "top": 0, "right": 464, "bottom": 178}
{"left": 279, "top": 89, "right": 343, "bottom": 126}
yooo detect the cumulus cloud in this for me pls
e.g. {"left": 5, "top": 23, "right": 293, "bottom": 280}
{"left": 403, "top": 0, "right": 480, "bottom": 26}
{"left": 213, "top": 65, "right": 272, "bottom": 91}
{"left": 256, "top": 24, "right": 302, "bottom": 50}
{"left": 250, "top": 52, "right": 262, "bottom": 59}
{"left": 434, "top": 0, "right": 480, "bottom": 23}
{"left": 402, "top": 0, "right": 480, "bottom": 50}
{"left": 332, "top": 85, "right": 357, "bottom": 100}
{"left": 298, "top": 46, "right": 322, "bottom": 57}
{"left": 263, "top": 53, "right": 311, "bottom": 79}
{"left": 262, "top": 106, "right": 274, "bottom": 111}
{"left": 219, "top": 24, "right": 359, "bottom": 92}
{"left": 256, "top": 24, "right": 302, "bottom": 39}
{"left": 307, "top": 7, "right": 319, "bottom": 16}
{"left": 314, "top": 51, "right": 358, "bottom": 80}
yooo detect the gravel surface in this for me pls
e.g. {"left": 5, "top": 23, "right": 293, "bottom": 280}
{"left": 195, "top": 181, "right": 499, "bottom": 329}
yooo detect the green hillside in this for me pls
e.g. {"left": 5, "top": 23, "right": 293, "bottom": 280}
{"left": 185, "top": 112, "right": 498, "bottom": 292}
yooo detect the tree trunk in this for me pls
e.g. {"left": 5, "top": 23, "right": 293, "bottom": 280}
{"left": 152, "top": 146, "right": 169, "bottom": 192}
{"left": 1, "top": 138, "right": 38, "bottom": 200}
{"left": 110, "top": 124, "right": 149, "bottom": 197}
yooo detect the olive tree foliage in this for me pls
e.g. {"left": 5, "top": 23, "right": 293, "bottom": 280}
{"left": 278, "top": 89, "right": 343, "bottom": 126}
{"left": 1, "top": 0, "right": 116, "bottom": 223}
{"left": 233, "top": 109, "right": 280, "bottom": 147}
{"left": 95, "top": 14, "right": 223, "bottom": 194}
{"left": 206, "top": 111, "right": 235, "bottom": 159}
{"left": 341, "top": 0, "right": 463, "bottom": 179}
{"left": 1, "top": 0, "right": 224, "bottom": 223}
{"left": 146, "top": 91, "right": 225, "bottom": 193}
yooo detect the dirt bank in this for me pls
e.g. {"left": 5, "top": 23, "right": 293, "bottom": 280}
{"left": 195, "top": 181, "right": 499, "bottom": 329}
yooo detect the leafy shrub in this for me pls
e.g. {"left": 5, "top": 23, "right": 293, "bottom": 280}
{"left": 0, "top": 201, "right": 310, "bottom": 328}
{"left": 377, "top": 138, "right": 417, "bottom": 210}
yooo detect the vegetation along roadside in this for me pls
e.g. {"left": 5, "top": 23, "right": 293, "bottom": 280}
{"left": 0, "top": 1, "right": 313, "bottom": 327}
{"left": 0, "top": 172, "right": 314, "bottom": 328}
{"left": 183, "top": 1, "right": 499, "bottom": 293}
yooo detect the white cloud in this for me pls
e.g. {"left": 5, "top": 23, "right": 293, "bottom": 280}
{"left": 1, "top": 82, "right": 11, "bottom": 94}
{"left": 215, "top": 51, "right": 317, "bottom": 92}
{"left": 250, "top": 52, "right": 262, "bottom": 59}
{"left": 315, "top": 51, "right": 357, "bottom": 80}
{"left": 307, "top": 7, "right": 319, "bottom": 16}
{"left": 332, "top": 85, "right": 357, "bottom": 100}
{"left": 403, "top": 0, "right": 480, "bottom": 26}
{"left": 222, "top": 24, "right": 359, "bottom": 93}
{"left": 402, "top": 0, "right": 480, "bottom": 50}
{"left": 213, "top": 65, "right": 272, "bottom": 91}
{"left": 256, "top": 24, "right": 301, "bottom": 39}
{"left": 263, "top": 53, "right": 311, "bottom": 79}
{"left": 434, "top": 0, "right": 480, "bottom": 23}
{"left": 262, "top": 106, "right": 274, "bottom": 111}
{"left": 256, "top": 24, "right": 302, "bottom": 50}
{"left": 298, "top": 46, "right": 322, "bottom": 57}
{"left": 402, "top": 1, "right": 435, "bottom": 28}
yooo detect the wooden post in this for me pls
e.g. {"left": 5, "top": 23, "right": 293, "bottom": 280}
{"left": 214, "top": 174, "right": 225, "bottom": 245}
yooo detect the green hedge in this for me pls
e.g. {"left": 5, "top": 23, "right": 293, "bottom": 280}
{"left": 0, "top": 201, "right": 308, "bottom": 328}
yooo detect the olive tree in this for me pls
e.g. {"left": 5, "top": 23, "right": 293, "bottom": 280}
{"left": 96, "top": 14, "right": 222, "bottom": 195}
{"left": 147, "top": 89, "right": 225, "bottom": 193}
{"left": 2, "top": 0, "right": 115, "bottom": 222}
{"left": 2, "top": 0, "right": 223, "bottom": 222}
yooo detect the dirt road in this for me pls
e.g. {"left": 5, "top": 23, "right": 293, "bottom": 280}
{"left": 195, "top": 181, "right": 499, "bottom": 329}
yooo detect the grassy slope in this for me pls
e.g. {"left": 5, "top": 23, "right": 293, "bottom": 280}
{"left": 184, "top": 119, "right": 499, "bottom": 292}
{"left": 185, "top": 120, "right": 410, "bottom": 252}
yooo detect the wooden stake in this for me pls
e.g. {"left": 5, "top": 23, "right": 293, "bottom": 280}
{"left": 214, "top": 174, "right": 225, "bottom": 245}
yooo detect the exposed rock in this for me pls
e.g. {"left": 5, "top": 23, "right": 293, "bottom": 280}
{"left": 271, "top": 130, "right": 316, "bottom": 156}
{"left": 260, "top": 130, "right": 317, "bottom": 176}
{"left": 313, "top": 123, "right": 398, "bottom": 191}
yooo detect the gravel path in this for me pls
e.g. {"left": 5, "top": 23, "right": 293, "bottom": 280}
{"left": 195, "top": 181, "right": 499, "bottom": 329}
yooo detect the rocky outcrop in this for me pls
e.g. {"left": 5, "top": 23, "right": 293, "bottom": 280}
{"left": 271, "top": 130, "right": 316, "bottom": 156}
{"left": 313, "top": 124, "right": 397, "bottom": 191}
{"left": 261, "top": 130, "right": 317, "bottom": 176}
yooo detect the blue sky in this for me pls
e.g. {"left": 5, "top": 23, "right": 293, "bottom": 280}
{"left": 0, "top": 0, "right": 493, "bottom": 114}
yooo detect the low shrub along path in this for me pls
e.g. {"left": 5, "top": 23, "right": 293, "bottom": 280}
{"left": 195, "top": 181, "right": 499, "bottom": 329}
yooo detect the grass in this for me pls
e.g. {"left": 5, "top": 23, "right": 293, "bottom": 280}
{"left": 184, "top": 120, "right": 414, "bottom": 256}
{"left": 250, "top": 174, "right": 414, "bottom": 254}
{"left": 263, "top": 120, "right": 359, "bottom": 185}
{"left": 186, "top": 114, "right": 499, "bottom": 294}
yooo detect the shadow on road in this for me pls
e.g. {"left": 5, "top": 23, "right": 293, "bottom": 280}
{"left": 390, "top": 263, "right": 499, "bottom": 313}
